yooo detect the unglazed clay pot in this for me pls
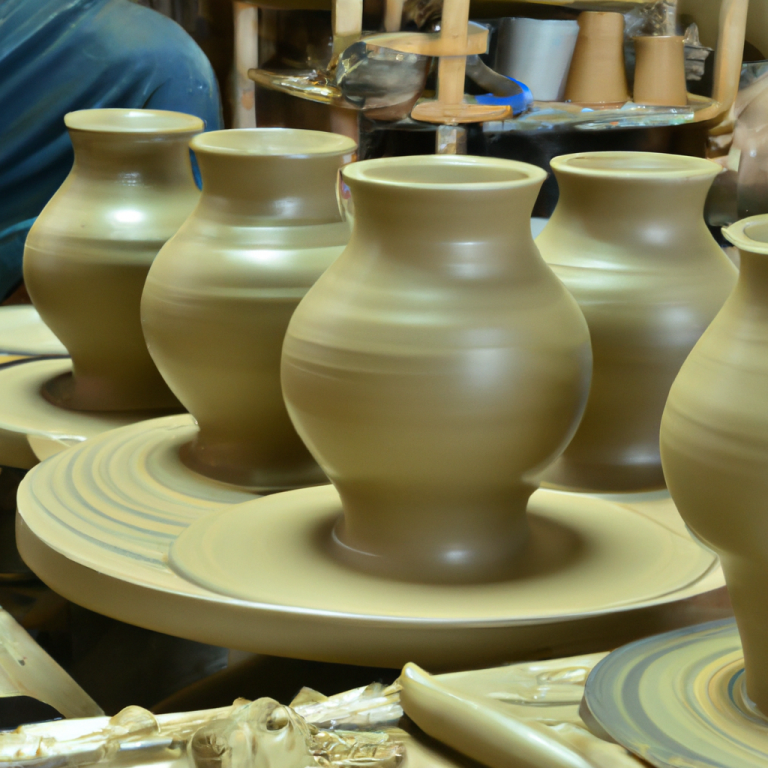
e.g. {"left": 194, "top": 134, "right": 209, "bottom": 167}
{"left": 661, "top": 215, "right": 768, "bottom": 716}
{"left": 281, "top": 155, "right": 592, "bottom": 583}
{"left": 141, "top": 128, "right": 356, "bottom": 489}
{"left": 633, "top": 36, "right": 688, "bottom": 107}
{"left": 537, "top": 152, "right": 737, "bottom": 492}
{"left": 24, "top": 109, "right": 202, "bottom": 412}
{"left": 564, "top": 12, "right": 628, "bottom": 107}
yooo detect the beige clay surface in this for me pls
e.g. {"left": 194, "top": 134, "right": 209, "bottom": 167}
{"left": 17, "top": 440, "right": 723, "bottom": 668}
{"left": 538, "top": 152, "right": 737, "bottom": 492}
{"left": 168, "top": 485, "right": 714, "bottom": 621}
{"left": 142, "top": 128, "right": 355, "bottom": 490}
{"left": 661, "top": 214, "right": 768, "bottom": 716}
{"left": 24, "top": 109, "right": 202, "bottom": 412}
{"left": 0, "top": 358, "right": 171, "bottom": 469}
{"left": 0, "top": 306, "right": 67, "bottom": 356}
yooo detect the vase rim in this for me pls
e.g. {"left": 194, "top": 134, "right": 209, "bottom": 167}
{"left": 65, "top": 109, "right": 204, "bottom": 135}
{"left": 723, "top": 216, "right": 768, "bottom": 253}
{"left": 342, "top": 155, "right": 547, "bottom": 191}
{"left": 191, "top": 128, "right": 357, "bottom": 158}
{"left": 551, "top": 151, "right": 720, "bottom": 180}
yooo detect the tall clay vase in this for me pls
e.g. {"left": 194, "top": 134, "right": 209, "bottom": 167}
{"left": 24, "top": 109, "right": 203, "bottom": 411}
{"left": 141, "top": 129, "right": 356, "bottom": 489}
{"left": 281, "top": 156, "right": 592, "bottom": 584}
{"left": 661, "top": 215, "right": 768, "bottom": 716}
{"left": 564, "top": 12, "right": 629, "bottom": 107}
{"left": 537, "top": 152, "right": 737, "bottom": 492}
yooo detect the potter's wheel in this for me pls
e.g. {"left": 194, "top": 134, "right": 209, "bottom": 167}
{"left": 583, "top": 619, "right": 768, "bottom": 768}
{"left": 18, "top": 427, "right": 724, "bottom": 667}
{"left": 0, "top": 306, "right": 67, "bottom": 356}
{"left": 0, "top": 358, "right": 177, "bottom": 469}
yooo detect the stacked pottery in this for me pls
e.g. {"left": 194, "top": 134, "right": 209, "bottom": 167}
{"left": 142, "top": 128, "right": 356, "bottom": 490}
{"left": 537, "top": 151, "right": 737, "bottom": 492}
{"left": 661, "top": 215, "right": 768, "bottom": 715}
{"left": 280, "top": 155, "right": 592, "bottom": 582}
{"left": 24, "top": 109, "right": 203, "bottom": 411}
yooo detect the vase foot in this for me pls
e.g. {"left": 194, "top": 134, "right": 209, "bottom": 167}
{"left": 41, "top": 369, "right": 180, "bottom": 413}
{"left": 179, "top": 436, "right": 327, "bottom": 492}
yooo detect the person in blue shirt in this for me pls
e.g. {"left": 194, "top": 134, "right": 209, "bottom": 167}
{"left": 0, "top": 0, "right": 223, "bottom": 299}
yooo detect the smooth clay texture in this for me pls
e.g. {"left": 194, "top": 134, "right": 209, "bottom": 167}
{"left": 633, "top": 35, "right": 688, "bottom": 107}
{"left": 141, "top": 129, "right": 356, "bottom": 489}
{"left": 538, "top": 152, "right": 737, "bottom": 492}
{"left": 281, "top": 155, "right": 592, "bottom": 583}
{"left": 564, "top": 12, "right": 628, "bottom": 107}
{"left": 24, "top": 109, "right": 202, "bottom": 411}
{"left": 661, "top": 215, "right": 768, "bottom": 716}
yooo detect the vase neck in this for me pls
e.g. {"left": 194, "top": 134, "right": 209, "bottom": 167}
{"left": 69, "top": 130, "right": 197, "bottom": 188}
{"left": 737, "top": 249, "right": 768, "bottom": 305}
{"left": 551, "top": 171, "right": 715, "bottom": 246}
{"left": 347, "top": 180, "right": 541, "bottom": 274}
{"left": 195, "top": 152, "right": 346, "bottom": 224}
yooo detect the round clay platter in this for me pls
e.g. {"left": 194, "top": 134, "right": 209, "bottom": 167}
{"left": 0, "top": 358, "right": 177, "bottom": 469}
{"left": 583, "top": 618, "right": 768, "bottom": 768}
{"left": 0, "top": 306, "right": 67, "bottom": 356}
{"left": 0, "top": 358, "right": 182, "bottom": 468}
{"left": 17, "top": 424, "right": 724, "bottom": 667}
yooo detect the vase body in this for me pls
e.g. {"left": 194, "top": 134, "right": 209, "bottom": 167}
{"left": 23, "top": 109, "right": 202, "bottom": 411}
{"left": 141, "top": 128, "right": 356, "bottom": 489}
{"left": 537, "top": 151, "right": 737, "bottom": 492}
{"left": 282, "top": 155, "right": 592, "bottom": 583}
{"left": 564, "top": 12, "right": 628, "bottom": 107}
{"left": 633, "top": 36, "right": 688, "bottom": 107}
{"left": 660, "top": 215, "right": 768, "bottom": 715}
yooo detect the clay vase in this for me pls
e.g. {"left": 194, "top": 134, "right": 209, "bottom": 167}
{"left": 24, "top": 109, "right": 202, "bottom": 412}
{"left": 537, "top": 151, "right": 737, "bottom": 492}
{"left": 660, "top": 215, "right": 768, "bottom": 716}
{"left": 281, "top": 155, "right": 592, "bottom": 584}
{"left": 141, "top": 128, "right": 356, "bottom": 490}
{"left": 564, "top": 12, "right": 629, "bottom": 107}
{"left": 633, "top": 36, "right": 688, "bottom": 107}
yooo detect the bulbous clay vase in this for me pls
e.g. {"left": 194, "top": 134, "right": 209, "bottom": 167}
{"left": 281, "top": 155, "right": 592, "bottom": 584}
{"left": 24, "top": 109, "right": 202, "bottom": 412}
{"left": 537, "top": 151, "right": 737, "bottom": 492}
{"left": 661, "top": 215, "right": 768, "bottom": 716}
{"left": 564, "top": 12, "right": 628, "bottom": 107}
{"left": 141, "top": 128, "right": 356, "bottom": 489}
{"left": 633, "top": 35, "right": 688, "bottom": 107}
